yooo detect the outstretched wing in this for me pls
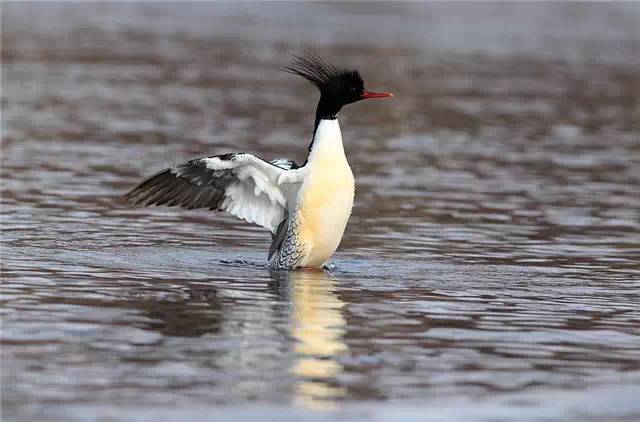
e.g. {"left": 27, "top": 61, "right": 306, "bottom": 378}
{"left": 123, "top": 153, "right": 299, "bottom": 233}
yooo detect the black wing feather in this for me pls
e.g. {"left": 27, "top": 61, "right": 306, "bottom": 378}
{"left": 269, "top": 211, "right": 289, "bottom": 260}
{"left": 122, "top": 158, "right": 231, "bottom": 211}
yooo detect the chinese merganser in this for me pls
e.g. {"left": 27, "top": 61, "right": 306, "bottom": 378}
{"left": 123, "top": 53, "right": 393, "bottom": 269}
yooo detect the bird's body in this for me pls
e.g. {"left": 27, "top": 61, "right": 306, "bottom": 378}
{"left": 271, "top": 119, "right": 354, "bottom": 269}
{"left": 123, "top": 54, "right": 391, "bottom": 270}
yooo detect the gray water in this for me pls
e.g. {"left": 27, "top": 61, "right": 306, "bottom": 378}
{"left": 2, "top": 3, "right": 640, "bottom": 421}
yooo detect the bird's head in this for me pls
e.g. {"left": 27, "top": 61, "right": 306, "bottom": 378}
{"left": 283, "top": 53, "right": 393, "bottom": 120}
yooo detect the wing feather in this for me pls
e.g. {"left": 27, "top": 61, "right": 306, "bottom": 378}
{"left": 123, "top": 153, "right": 300, "bottom": 233}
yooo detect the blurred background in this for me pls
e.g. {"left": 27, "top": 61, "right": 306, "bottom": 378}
{"left": 2, "top": 3, "right": 640, "bottom": 421}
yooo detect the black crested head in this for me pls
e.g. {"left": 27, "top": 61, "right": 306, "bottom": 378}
{"left": 283, "top": 53, "right": 365, "bottom": 121}
{"left": 284, "top": 53, "right": 393, "bottom": 149}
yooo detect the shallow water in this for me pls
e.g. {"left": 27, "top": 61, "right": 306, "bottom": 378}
{"left": 2, "top": 3, "right": 640, "bottom": 421}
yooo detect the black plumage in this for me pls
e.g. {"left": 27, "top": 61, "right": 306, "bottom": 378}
{"left": 283, "top": 53, "right": 367, "bottom": 150}
{"left": 122, "top": 157, "right": 235, "bottom": 211}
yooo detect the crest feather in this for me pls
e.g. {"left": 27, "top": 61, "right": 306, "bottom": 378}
{"left": 283, "top": 53, "right": 361, "bottom": 90}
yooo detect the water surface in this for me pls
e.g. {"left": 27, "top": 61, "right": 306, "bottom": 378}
{"left": 2, "top": 3, "right": 640, "bottom": 421}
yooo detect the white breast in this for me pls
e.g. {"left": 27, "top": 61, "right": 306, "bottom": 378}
{"left": 297, "top": 119, "right": 355, "bottom": 267}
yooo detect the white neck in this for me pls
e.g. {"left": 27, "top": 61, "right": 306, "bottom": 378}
{"left": 307, "top": 119, "right": 344, "bottom": 164}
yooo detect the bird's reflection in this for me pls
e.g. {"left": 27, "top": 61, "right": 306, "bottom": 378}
{"left": 269, "top": 269, "right": 347, "bottom": 410}
{"left": 133, "top": 283, "right": 223, "bottom": 337}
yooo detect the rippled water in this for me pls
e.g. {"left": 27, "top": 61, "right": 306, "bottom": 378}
{"left": 2, "top": 3, "right": 640, "bottom": 421}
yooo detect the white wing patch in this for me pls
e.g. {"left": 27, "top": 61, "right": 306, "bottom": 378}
{"left": 220, "top": 172, "right": 285, "bottom": 231}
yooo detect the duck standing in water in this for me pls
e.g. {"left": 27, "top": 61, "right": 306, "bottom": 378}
{"left": 123, "top": 54, "right": 393, "bottom": 269}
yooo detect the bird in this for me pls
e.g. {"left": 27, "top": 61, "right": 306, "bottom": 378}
{"left": 122, "top": 53, "right": 393, "bottom": 270}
